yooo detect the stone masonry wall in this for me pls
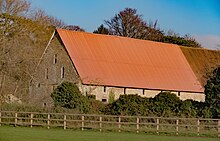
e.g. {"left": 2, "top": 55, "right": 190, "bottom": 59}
{"left": 29, "top": 35, "right": 79, "bottom": 106}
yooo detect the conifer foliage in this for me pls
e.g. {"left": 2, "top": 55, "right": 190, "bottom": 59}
{"left": 205, "top": 67, "right": 220, "bottom": 118}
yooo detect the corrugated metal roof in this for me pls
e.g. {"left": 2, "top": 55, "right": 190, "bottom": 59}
{"left": 56, "top": 29, "right": 204, "bottom": 93}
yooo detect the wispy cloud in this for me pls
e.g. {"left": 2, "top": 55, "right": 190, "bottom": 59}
{"left": 194, "top": 35, "right": 220, "bottom": 50}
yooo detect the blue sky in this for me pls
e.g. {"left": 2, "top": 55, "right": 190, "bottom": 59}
{"left": 30, "top": 0, "right": 220, "bottom": 49}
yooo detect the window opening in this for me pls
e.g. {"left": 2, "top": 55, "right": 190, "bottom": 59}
{"left": 61, "top": 67, "right": 65, "bottom": 78}
{"left": 37, "top": 83, "right": 41, "bottom": 88}
{"left": 45, "top": 68, "right": 49, "bottom": 79}
{"left": 104, "top": 86, "right": 106, "bottom": 92}
{"left": 53, "top": 54, "right": 57, "bottom": 64}
{"left": 102, "top": 99, "right": 107, "bottom": 102}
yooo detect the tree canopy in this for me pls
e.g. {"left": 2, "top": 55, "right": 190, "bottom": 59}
{"left": 204, "top": 67, "right": 220, "bottom": 118}
{"left": 0, "top": 0, "right": 30, "bottom": 16}
{"left": 31, "top": 9, "right": 65, "bottom": 28}
{"left": 105, "top": 8, "right": 148, "bottom": 39}
{"left": 102, "top": 8, "right": 201, "bottom": 48}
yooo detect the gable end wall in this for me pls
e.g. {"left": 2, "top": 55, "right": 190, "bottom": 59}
{"left": 29, "top": 35, "right": 79, "bottom": 106}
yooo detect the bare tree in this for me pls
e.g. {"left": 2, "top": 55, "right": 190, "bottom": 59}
{"left": 0, "top": 0, "right": 30, "bottom": 16}
{"left": 47, "top": 15, "right": 65, "bottom": 28}
{"left": 0, "top": 1, "right": 64, "bottom": 104}
{"left": 31, "top": 9, "right": 65, "bottom": 28}
{"left": 105, "top": 8, "right": 148, "bottom": 39}
{"left": 105, "top": 8, "right": 163, "bottom": 41}
{"left": 0, "top": 13, "right": 54, "bottom": 104}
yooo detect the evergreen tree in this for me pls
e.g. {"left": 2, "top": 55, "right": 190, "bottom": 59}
{"left": 204, "top": 67, "right": 220, "bottom": 118}
{"left": 93, "top": 24, "right": 109, "bottom": 34}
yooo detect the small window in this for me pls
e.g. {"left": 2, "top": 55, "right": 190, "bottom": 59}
{"left": 124, "top": 88, "right": 126, "bottom": 94}
{"left": 178, "top": 92, "right": 180, "bottom": 97}
{"left": 143, "top": 89, "right": 145, "bottom": 95}
{"left": 53, "top": 54, "right": 57, "bottom": 64}
{"left": 45, "top": 68, "right": 49, "bottom": 79}
{"left": 37, "top": 83, "right": 41, "bottom": 88}
{"left": 102, "top": 99, "right": 107, "bottom": 102}
{"left": 61, "top": 67, "right": 65, "bottom": 78}
{"left": 8, "top": 96, "right": 11, "bottom": 101}
{"left": 104, "top": 86, "right": 106, "bottom": 92}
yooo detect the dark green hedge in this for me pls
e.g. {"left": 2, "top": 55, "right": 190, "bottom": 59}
{"left": 103, "top": 92, "right": 208, "bottom": 118}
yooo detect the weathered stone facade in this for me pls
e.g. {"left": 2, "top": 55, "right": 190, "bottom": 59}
{"left": 29, "top": 35, "right": 79, "bottom": 106}
{"left": 29, "top": 33, "right": 205, "bottom": 106}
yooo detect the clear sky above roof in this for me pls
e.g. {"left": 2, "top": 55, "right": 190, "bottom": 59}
{"left": 30, "top": 0, "right": 220, "bottom": 49}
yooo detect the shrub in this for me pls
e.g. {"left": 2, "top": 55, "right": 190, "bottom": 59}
{"left": 108, "top": 90, "right": 115, "bottom": 104}
{"left": 87, "top": 94, "right": 96, "bottom": 100}
{"left": 151, "top": 92, "right": 181, "bottom": 117}
{"left": 51, "top": 81, "right": 90, "bottom": 113}
{"left": 103, "top": 94, "right": 153, "bottom": 116}
{"left": 88, "top": 99, "right": 106, "bottom": 114}
{"left": 104, "top": 92, "right": 185, "bottom": 117}
{"left": 179, "top": 100, "right": 197, "bottom": 117}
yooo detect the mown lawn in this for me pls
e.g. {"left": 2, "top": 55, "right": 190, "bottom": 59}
{"left": 0, "top": 126, "right": 218, "bottom": 141}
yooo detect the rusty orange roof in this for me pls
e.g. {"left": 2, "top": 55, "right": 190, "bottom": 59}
{"left": 56, "top": 29, "right": 204, "bottom": 93}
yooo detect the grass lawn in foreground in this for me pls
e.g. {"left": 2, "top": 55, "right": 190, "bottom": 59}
{"left": 0, "top": 126, "right": 218, "bottom": 141}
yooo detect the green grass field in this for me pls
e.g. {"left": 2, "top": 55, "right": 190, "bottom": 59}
{"left": 0, "top": 126, "right": 219, "bottom": 141}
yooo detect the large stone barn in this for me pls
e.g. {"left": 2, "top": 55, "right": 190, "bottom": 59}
{"left": 29, "top": 29, "right": 220, "bottom": 106}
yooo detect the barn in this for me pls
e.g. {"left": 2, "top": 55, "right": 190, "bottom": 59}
{"left": 29, "top": 29, "right": 220, "bottom": 105}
